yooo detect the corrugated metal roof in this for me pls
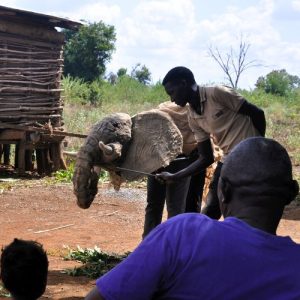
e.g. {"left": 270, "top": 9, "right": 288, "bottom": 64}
{"left": 0, "top": 5, "right": 82, "bottom": 30}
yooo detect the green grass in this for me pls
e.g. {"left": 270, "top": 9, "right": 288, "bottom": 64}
{"left": 63, "top": 245, "right": 130, "bottom": 278}
{"left": 48, "top": 162, "right": 110, "bottom": 184}
{"left": 240, "top": 89, "right": 300, "bottom": 167}
{"left": 62, "top": 75, "right": 166, "bottom": 112}
{"left": 62, "top": 76, "right": 167, "bottom": 150}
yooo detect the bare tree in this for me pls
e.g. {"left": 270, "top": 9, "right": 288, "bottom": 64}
{"left": 208, "top": 37, "right": 260, "bottom": 89}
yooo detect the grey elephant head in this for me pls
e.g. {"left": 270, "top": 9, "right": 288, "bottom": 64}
{"left": 73, "top": 113, "right": 132, "bottom": 209}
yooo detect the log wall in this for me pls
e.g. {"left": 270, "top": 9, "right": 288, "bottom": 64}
{"left": 0, "top": 19, "right": 64, "bottom": 127}
{"left": 0, "top": 15, "right": 68, "bottom": 174}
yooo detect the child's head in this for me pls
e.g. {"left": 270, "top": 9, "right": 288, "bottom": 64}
{"left": 0, "top": 238, "right": 48, "bottom": 300}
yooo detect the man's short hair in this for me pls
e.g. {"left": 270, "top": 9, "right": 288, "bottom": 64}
{"left": 162, "top": 66, "right": 196, "bottom": 86}
{"left": 0, "top": 238, "right": 49, "bottom": 300}
{"left": 221, "top": 137, "right": 298, "bottom": 203}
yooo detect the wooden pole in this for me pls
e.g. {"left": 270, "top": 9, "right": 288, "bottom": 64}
{"left": 25, "top": 149, "right": 33, "bottom": 171}
{"left": 3, "top": 144, "right": 10, "bottom": 165}
{"left": 44, "top": 149, "right": 53, "bottom": 175}
{"left": 17, "top": 140, "right": 26, "bottom": 175}
{"left": 36, "top": 149, "right": 45, "bottom": 175}
{"left": 50, "top": 143, "right": 59, "bottom": 171}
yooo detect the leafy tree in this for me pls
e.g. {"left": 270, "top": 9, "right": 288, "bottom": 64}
{"left": 117, "top": 68, "right": 128, "bottom": 77}
{"left": 255, "top": 69, "right": 300, "bottom": 96}
{"left": 288, "top": 74, "right": 300, "bottom": 89}
{"left": 106, "top": 66, "right": 151, "bottom": 85}
{"left": 130, "top": 63, "right": 151, "bottom": 85}
{"left": 63, "top": 21, "right": 116, "bottom": 82}
{"left": 255, "top": 76, "right": 266, "bottom": 90}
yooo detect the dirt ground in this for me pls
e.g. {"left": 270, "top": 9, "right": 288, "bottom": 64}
{"left": 1, "top": 180, "right": 300, "bottom": 299}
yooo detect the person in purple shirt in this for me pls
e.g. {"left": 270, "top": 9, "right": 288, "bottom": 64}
{"left": 85, "top": 137, "right": 300, "bottom": 300}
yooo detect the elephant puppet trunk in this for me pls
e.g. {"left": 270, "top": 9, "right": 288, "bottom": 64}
{"left": 73, "top": 166, "right": 100, "bottom": 209}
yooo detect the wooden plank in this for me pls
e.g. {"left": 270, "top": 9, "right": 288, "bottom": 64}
{"left": 0, "top": 98, "right": 61, "bottom": 104}
{"left": 0, "top": 80, "right": 59, "bottom": 86}
{"left": 0, "top": 123, "right": 88, "bottom": 138}
{"left": 0, "top": 32, "right": 62, "bottom": 48}
{"left": 0, "top": 102, "right": 61, "bottom": 107}
{"left": 0, "top": 140, "right": 18, "bottom": 144}
{"left": 0, "top": 47, "right": 59, "bottom": 56}
{"left": 0, "top": 19, "right": 65, "bottom": 43}
{"left": 0, "top": 114, "right": 62, "bottom": 119}
{"left": 0, "top": 107, "right": 63, "bottom": 113}
{"left": 0, "top": 73, "right": 60, "bottom": 79}
{"left": 41, "top": 134, "right": 65, "bottom": 142}
{"left": 0, "top": 57, "right": 63, "bottom": 63}
{"left": 0, "top": 67, "right": 60, "bottom": 72}
{"left": 0, "top": 87, "right": 62, "bottom": 93}
{"left": 0, "top": 129, "right": 25, "bottom": 140}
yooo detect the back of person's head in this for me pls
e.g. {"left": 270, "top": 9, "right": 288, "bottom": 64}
{"left": 219, "top": 137, "right": 299, "bottom": 211}
{"left": 0, "top": 239, "right": 48, "bottom": 300}
{"left": 162, "top": 66, "right": 196, "bottom": 86}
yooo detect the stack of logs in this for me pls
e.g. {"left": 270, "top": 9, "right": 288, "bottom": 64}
{"left": 0, "top": 30, "right": 64, "bottom": 127}
{"left": 0, "top": 18, "right": 67, "bottom": 175}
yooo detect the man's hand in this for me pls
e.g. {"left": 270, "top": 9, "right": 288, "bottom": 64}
{"left": 155, "top": 172, "right": 176, "bottom": 183}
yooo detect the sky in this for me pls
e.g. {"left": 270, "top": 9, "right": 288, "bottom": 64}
{"left": 1, "top": 0, "right": 300, "bottom": 89}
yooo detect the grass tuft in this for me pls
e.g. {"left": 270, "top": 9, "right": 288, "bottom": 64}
{"left": 63, "top": 245, "right": 130, "bottom": 278}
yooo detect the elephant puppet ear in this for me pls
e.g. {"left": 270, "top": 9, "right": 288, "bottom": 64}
{"left": 99, "top": 141, "right": 122, "bottom": 163}
{"left": 120, "top": 110, "right": 183, "bottom": 181}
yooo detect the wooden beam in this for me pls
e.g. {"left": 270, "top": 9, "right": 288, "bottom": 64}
{"left": 0, "top": 129, "right": 25, "bottom": 140}
{"left": 0, "top": 123, "right": 87, "bottom": 138}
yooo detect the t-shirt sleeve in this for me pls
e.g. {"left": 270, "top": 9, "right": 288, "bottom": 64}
{"left": 96, "top": 227, "right": 172, "bottom": 300}
{"left": 214, "top": 86, "right": 245, "bottom": 112}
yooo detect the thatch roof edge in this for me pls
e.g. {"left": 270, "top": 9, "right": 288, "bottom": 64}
{"left": 0, "top": 5, "right": 82, "bottom": 31}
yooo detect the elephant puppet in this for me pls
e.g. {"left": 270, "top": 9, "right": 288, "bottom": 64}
{"left": 73, "top": 110, "right": 183, "bottom": 209}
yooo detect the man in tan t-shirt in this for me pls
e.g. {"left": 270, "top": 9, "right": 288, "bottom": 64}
{"left": 156, "top": 66, "right": 266, "bottom": 219}
{"left": 143, "top": 101, "right": 206, "bottom": 238}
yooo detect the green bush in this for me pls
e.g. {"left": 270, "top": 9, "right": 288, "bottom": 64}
{"left": 255, "top": 69, "right": 300, "bottom": 96}
{"left": 62, "top": 75, "right": 90, "bottom": 105}
{"left": 88, "top": 80, "right": 104, "bottom": 106}
{"left": 63, "top": 246, "right": 129, "bottom": 278}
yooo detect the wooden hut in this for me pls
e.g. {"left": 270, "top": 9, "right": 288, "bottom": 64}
{"left": 0, "top": 5, "right": 81, "bottom": 175}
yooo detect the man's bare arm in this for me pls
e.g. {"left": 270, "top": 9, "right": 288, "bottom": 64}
{"left": 238, "top": 101, "right": 266, "bottom": 136}
{"left": 156, "top": 139, "right": 214, "bottom": 182}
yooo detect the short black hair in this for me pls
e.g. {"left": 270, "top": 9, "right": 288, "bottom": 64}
{"left": 162, "top": 66, "right": 196, "bottom": 86}
{"left": 0, "top": 239, "right": 49, "bottom": 300}
{"left": 222, "top": 137, "right": 293, "bottom": 186}
{"left": 221, "top": 137, "right": 298, "bottom": 204}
